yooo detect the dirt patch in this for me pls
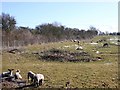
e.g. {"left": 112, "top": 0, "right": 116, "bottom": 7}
{"left": 38, "top": 48, "right": 101, "bottom": 62}
{"left": 1, "top": 81, "right": 18, "bottom": 89}
{"left": 1, "top": 79, "right": 28, "bottom": 89}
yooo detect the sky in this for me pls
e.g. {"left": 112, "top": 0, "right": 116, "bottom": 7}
{"left": 1, "top": 1, "right": 118, "bottom": 32}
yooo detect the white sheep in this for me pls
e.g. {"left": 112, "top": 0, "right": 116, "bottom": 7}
{"left": 14, "top": 69, "right": 22, "bottom": 80}
{"left": 76, "top": 46, "right": 83, "bottom": 50}
{"left": 34, "top": 74, "right": 44, "bottom": 87}
{"left": 2, "top": 69, "right": 14, "bottom": 77}
{"left": 96, "top": 51, "right": 100, "bottom": 54}
{"left": 27, "top": 71, "right": 35, "bottom": 83}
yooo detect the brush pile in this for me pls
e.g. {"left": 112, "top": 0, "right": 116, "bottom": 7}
{"left": 38, "top": 48, "right": 101, "bottom": 62}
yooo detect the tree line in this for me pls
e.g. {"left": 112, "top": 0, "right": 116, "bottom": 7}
{"left": 0, "top": 13, "right": 117, "bottom": 49}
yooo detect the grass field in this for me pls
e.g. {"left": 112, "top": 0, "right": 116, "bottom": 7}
{"left": 2, "top": 35, "right": 119, "bottom": 88}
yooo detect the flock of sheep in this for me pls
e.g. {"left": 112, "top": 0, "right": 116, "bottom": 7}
{"left": 0, "top": 69, "right": 44, "bottom": 87}
{"left": 1, "top": 38, "right": 113, "bottom": 88}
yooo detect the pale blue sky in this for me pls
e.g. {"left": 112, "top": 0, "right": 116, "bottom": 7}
{"left": 2, "top": 2, "right": 118, "bottom": 32}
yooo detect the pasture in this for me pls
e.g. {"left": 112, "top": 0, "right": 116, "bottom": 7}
{"left": 1, "top": 35, "right": 119, "bottom": 88}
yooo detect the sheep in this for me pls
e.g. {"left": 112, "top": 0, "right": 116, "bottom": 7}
{"left": 76, "top": 46, "right": 83, "bottom": 50}
{"left": 27, "top": 71, "right": 35, "bottom": 83}
{"left": 96, "top": 51, "right": 100, "bottom": 54}
{"left": 14, "top": 69, "right": 22, "bottom": 80}
{"left": 2, "top": 69, "right": 14, "bottom": 78}
{"left": 27, "top": 71, "right": 44, "bottom": 86}
{"left": 103, "top": 43, "right": 109, "bottom": 47}
{"left": 34, "top": 74, "right": 44, "bottom": 87}
{"left": 90, "top": 42, "right": 98, "bottom": 45}
{"left": 65, "top": 81, "right": 70, "bottom": 88}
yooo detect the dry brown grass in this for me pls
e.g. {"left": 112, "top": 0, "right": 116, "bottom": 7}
{"left": 2, "top": 35, "right": 119, "bottom": 88}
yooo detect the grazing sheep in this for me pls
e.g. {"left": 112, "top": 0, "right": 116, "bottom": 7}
{"left": 96, "top": 51, "right": 100, "bottom": 54}
{"left": 73, "top": 40, "right": 80, "bottom": 45}
{"left": 65, "top": 81, "right": 70, "bottom": 89}
{"left": 103, "top": 43, "right": 109, "bottom": 47}
{"left": 76, "top": 46, "right": 83, "bottom": 50}
{"left": 34, "top": 74, "right": 44, "bottom": 87}
{"left": 73, "top": 40, "right": 77, "bottom": 42}
{"left": 118, "top": 40, "right": 120, "bottom": 42}
{"left": 14, "top": 69, "right": 22, "bottom": 80}
{"left": 77, "top": 40, "right": 80, "bottom": 45}
{"left": 90, "top": 42, "right": 98, "bottom": 45}
{"left": 27, "top": 71, "right": 35, "bottom": 83}
{"left": 2, "top": 69, "right": 14, "bottom": 78}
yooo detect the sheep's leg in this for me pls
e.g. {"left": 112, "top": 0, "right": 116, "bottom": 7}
{"left": 33, "top": 78, "right": 36, "bottom": 86}
{"left": 27, "top": 74, "right": 30, "bottom": 82}
{"left": 31, "top": 78, "right": 33, "bottom": 82}
{"left": 42, "top": 80, "right": 44, "bottom": 85}
{"left": 39, "top": 79, "right": 43, "bottom": 86}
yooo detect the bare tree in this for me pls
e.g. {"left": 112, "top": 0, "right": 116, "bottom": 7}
{"left": 2, "top": 13, "right": 16, "bottom": 48}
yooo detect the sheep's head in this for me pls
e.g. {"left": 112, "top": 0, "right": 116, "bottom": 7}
{"left": 8, "top": 69, "right": 14, "bottom": 72}
{"left": 8, "top": 69, "right": 14, "bottom": 76}
{"left": 16, "top": 69, "right": 20, "bottom": 73}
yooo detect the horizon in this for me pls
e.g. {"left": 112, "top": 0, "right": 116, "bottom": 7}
{"left": 2, "top": 2, "right": 118, "bottom": 33}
